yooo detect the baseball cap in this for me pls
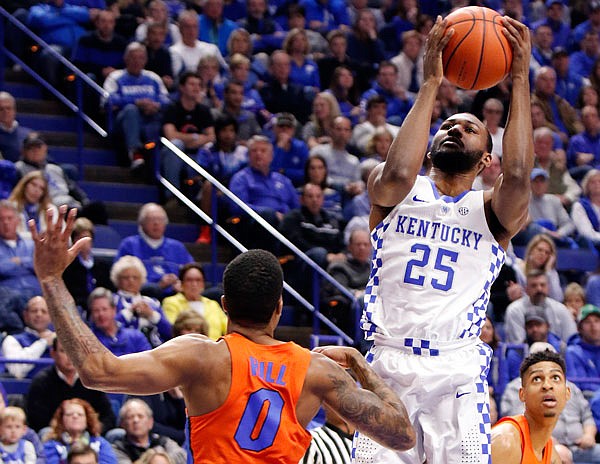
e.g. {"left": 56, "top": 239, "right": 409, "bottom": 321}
{"left": 525, "top": 313, "right": 548, "bottom": 325}
{"left": 22, "top": 133, "right": 46, "bottom": 150}
{"left": 274, "top": 112, "right": 296, "bottom": 127}
{"left": 578, "top": 304, "right": 600, "bottom": 323}
{"left": 530, "top": 167, "right": 549, "bottom": 181}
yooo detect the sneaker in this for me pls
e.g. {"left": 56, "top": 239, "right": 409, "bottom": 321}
{"left": 196, "top": 225, "right": 211, "bottom": 244}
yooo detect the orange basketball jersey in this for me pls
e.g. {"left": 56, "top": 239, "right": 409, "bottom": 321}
{"left": 188, "top": 332, "right": 312, "bottom": 463}
{"left": 493, "top": 415, "right": 553, "bottom": 464}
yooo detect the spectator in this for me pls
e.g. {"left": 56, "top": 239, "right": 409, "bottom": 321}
{"left": 270, "top": 112, "right": 309, "bottom": 187}
{"left": 504, "top": 269, "right": 577, "bottom": 345}
{"left": 378, "top": 0, "right": 419, "bottom": 58}
{"left": 571, "top": 1, "right": 600, "bottom": 46}
{"left": 237, "top": 0, "right": 284, "bottom": 55}
{"left": 169, "top": 10, "right": 226, "bottom": 79}
{"left": 16, "top": 134, "right": 106, "bottom": 224}
{"left": 565, "top": 304, "right": 600, "bottom": 396}
{"left": 564, "top": 282, "right": 586, "bottom": 321}
{"left": 87, "top": 288, "right": 152, "bottom": 357}
{"left": 214, "top": 81, "right": 261, "bottom": 143}
{"left": 224, "top": 29, "right": 267, "bottom": 87}
{"left": 345, "top": 158, "right": 377, "bottom": 220}
{"left": 125, "top": 391, "right": 185, "bottom": 446}
{"left": 135, "top": 0, "right": 181, "bottom": 47}
{"left": 0, "top": 407, "right": 36, "bottom": 464}
{"left": 285, "top": 4, "right": 328, "bottom": 59}
{"left": 533, "top": 127, "right": 581, "bottom": 207}
{"left": 316, "top": 30, "right": 361, "bottom": 91}
{"left": 299, "top": 0, "right": 350, "bottom": 34}
{"left": 473, "top": 153, "right": 502, "bottom": 191}
{"left": 162, "top": 263, "right": 226, "bottom": 340}
{"left": 530, "top": 0, "right": 570, "bottom": 49}
{"left": 479, "top": 318, "right": 505, "bottom": 401}
{"left": 568, "top": 105, "right": 600, "bottom": 180}
{"left": 198, "top": 0, "right": 239, "bottom": 56}
{"left": 302, "top": 92, "right": 341, "bottom": 150}
{"left": 110, "top": 256, "right": 172, "bottom": 348}
{"left": 514, "top": 233, "right": 564, "bottom": 302}
{"left": 26, "top": 338, "right": 116, "bottom": 434}
{"left": 8, "top": 170, "right": 58, "bottom": 239}
{"left": 72, "top": 9, "right": 127, "bottom": 85}
{"left": 28, "top": 0, "right": 98, "bottom": 86}
{"left": 160, "top": 71, "right": 215, "bottom": 199}
{"left": 103, "top": 43, "right": 169, "bottom": 172}
{"left": 359, "top": 61, "right": 413, "bottom": 126}
{"left": 0, "top": 92, "right": 32, "bottom": 163}
{"left": 171, "top": 311, "right": 208, "bottom": 337}
{"left": 222, "top": 54, "right": 266, "bottom": 117}
{"left": 363, "top": 126, "right": 393, "bottom": 162}
{"left": 310, "top": 116, "right": 362, "bottom": 196}
{"left": 551, "top": 47, "right": 584, "bottom": 107}
{"left": 111, "top": 399, "right": 185, "bottom": 464}
{"left": 481, "top": 98, "right": 505, "bottom": 157}
{"left": 436, "top": 78, "right": 468, "bottom": 120}
{"left": 279, "top": 182, "right": 345, "bottom": 269}
{"left": 129, "top": 450, "right": 170, "bottom": 464}
{"left": 259, "top": 51, "right": 313, "bottom": 125}
{"left": 570, "top": 31, "right": 600, "bottom": 82}
{"left": 303, "top": 154, "right": 342, "bottom": 220}
{"left": 195, "top": 55, "right": 224, "bottom": 110}
{"left": 526, "top": 168, "right": 577, "bottom": 246}
{"left": 390, "top": 30, "right": 424, "bottom": 98}
{"left": 0, "top": 200, "right": 41, "bottom": 300}
{"left": 325, "top": 66, "right": 360, "bottom": 125}
{"left": 1, "top": 296, "right": 54, "bottom": 379}
{"left": 345, "top": 9, "right": 384, "bottom": 79}
{"left": 283, "top": 28, "right": 320, "bottom": 90}
{"left": 62, "top": 218, "right": 113, "bottom": 314}
{"left": 143, "top": 22, "right": 174, "bottom": 91}
{"left": 43, "top": 399, "right": 117, "bottom": 464}
{"left": 228, "top": 135, "right": 299, "bottom": 251}
{"left": 67, "top": 443, "right": 98, "bottom": 464}
{"left": 351, "top": 95, "right": 399, "bottom": 155}
{"left": 321, "top": 228, "right": 370, "bottom": 333}
{"left": 531, "top": 24, "right": 554, "bottom": 69}
{"left": 531, "top": 66, "right": 584, "bottom": 139}
{"left": 573, "top": 168, "right": 600, "bottom": 252}
{"left": 114, "top": 203, "right": 193, "bottom": 298}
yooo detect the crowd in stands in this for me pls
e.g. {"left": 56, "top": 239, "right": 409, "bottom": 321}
{"left": 4, "top": 0, "right": 600, "bottom": 462}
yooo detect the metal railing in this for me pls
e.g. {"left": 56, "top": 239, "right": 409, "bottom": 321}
{"left": 160, "top": 138, "right": 363, "bottom": 346}
{"left": 0, "top": 6, "right": 110, "bottom": 177}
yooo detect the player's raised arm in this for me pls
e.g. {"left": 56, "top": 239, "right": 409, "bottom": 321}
{"left": 29, "top": 207, "right": 195, "bottom": 394}
{"left": 310, "top": 346, "right": 415, "bottom": 451}
{"left": 490, "top": 17, "right": 534, "bottom": 242}
{"left": 368, "top": 16, "right": 452, "bottom": 209}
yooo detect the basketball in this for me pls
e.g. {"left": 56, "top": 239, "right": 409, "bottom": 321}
{"left": 442, "top": 6, "right": 513, "bottom": 91}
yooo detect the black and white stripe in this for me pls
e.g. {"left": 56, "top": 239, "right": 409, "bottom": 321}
{"left": 300, "top": 423, "right": 353, "bottom": 464}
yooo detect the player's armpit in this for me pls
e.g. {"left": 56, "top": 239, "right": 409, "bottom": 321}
{"left": 313, "top": 354, "right": 415, "bottom": 451}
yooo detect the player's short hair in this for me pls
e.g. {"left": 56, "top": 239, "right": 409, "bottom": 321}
{"left": 223, "top": 250, "right": 283, "bottom": 325}
{"left": 519, "top": 349, "right": 566, "bottom": 380}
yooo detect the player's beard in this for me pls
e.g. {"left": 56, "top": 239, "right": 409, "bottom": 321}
{"left": 430, "top": 148, "right": 484, "bottom": 175}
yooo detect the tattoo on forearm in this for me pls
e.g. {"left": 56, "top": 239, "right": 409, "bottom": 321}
{"left": 42, "top": 279, "right": 108, "bottom": 369}
{"left": 329, "top": 368, "right": 413, "bottom": 450}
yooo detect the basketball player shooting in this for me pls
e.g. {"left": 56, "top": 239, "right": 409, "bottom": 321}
{"left": 353, "top": 15, "right": 533, "bottom": 464}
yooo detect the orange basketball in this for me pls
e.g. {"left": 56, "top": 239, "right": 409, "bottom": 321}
{"left": 442, "top": 6, "right": 513, "bottom": 91}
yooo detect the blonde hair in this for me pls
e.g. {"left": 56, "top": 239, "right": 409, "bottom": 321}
{"left": 524, "top": 234, "right": 557, "bottom": 274}
{"left": 172, "top": 310, "right": 209, "bottom": 337}
{"left": 0, "top": 407, "right": 26, "bottom": 425}
{"left": 134, "top": 449, "right": 173, "bottom": 464}
{"left": 564, "top": 282, "right": 585, "bottom": 304}
{"left": 8, "top": 170, "right": 52, "bottom": 212}
{"left": 312, "top": 92, "right": 341, "bottom": 135}
{"left": 283, "top": 28, "right": 310, "bottom": 55}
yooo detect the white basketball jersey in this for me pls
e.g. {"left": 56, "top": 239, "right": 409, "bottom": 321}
{"left": 362, "top": 175, "right": 506, "bottom": 343}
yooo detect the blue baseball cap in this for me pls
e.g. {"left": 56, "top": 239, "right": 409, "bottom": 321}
{"left": 530, "top": 168, "right": 549, "bottom": 181}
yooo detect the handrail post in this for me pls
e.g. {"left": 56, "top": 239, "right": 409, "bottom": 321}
{"left": 75, "top": 77, "right": 84, "bottom": 180}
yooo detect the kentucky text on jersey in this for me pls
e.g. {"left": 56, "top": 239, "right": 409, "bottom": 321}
{"left": 395, "top": 215, "right": 483, "bottom": 250}
{"left": 249, "top": 356, "right": 287, "bottom": 386}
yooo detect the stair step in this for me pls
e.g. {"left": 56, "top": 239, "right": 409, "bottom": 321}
{"left": 17, "top": 98, "right": 67, "bottom": 115}
{"left": 274, "top": 326, "right": 313, "bottom": 348}
{"left": 40, "top": 131, "right": 111, "bottom": 149}
{"left": 19, "top": 114, "right": 78, "bottom": 132}
{"left": 48, "top": 147, "right": 117, "bottom": 166}
{"left": 80, "top": 181, "right": 159, "bottom": 203}
{"left": 1, "top": 82, "right": 42, "bottom": 99}
{"left": 84, "top": 165, "right": 148, "bottom": 184}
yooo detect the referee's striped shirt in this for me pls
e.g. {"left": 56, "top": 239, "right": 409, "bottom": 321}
{"left": 300, "top": 423, "right": 353, "bottom": 464}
